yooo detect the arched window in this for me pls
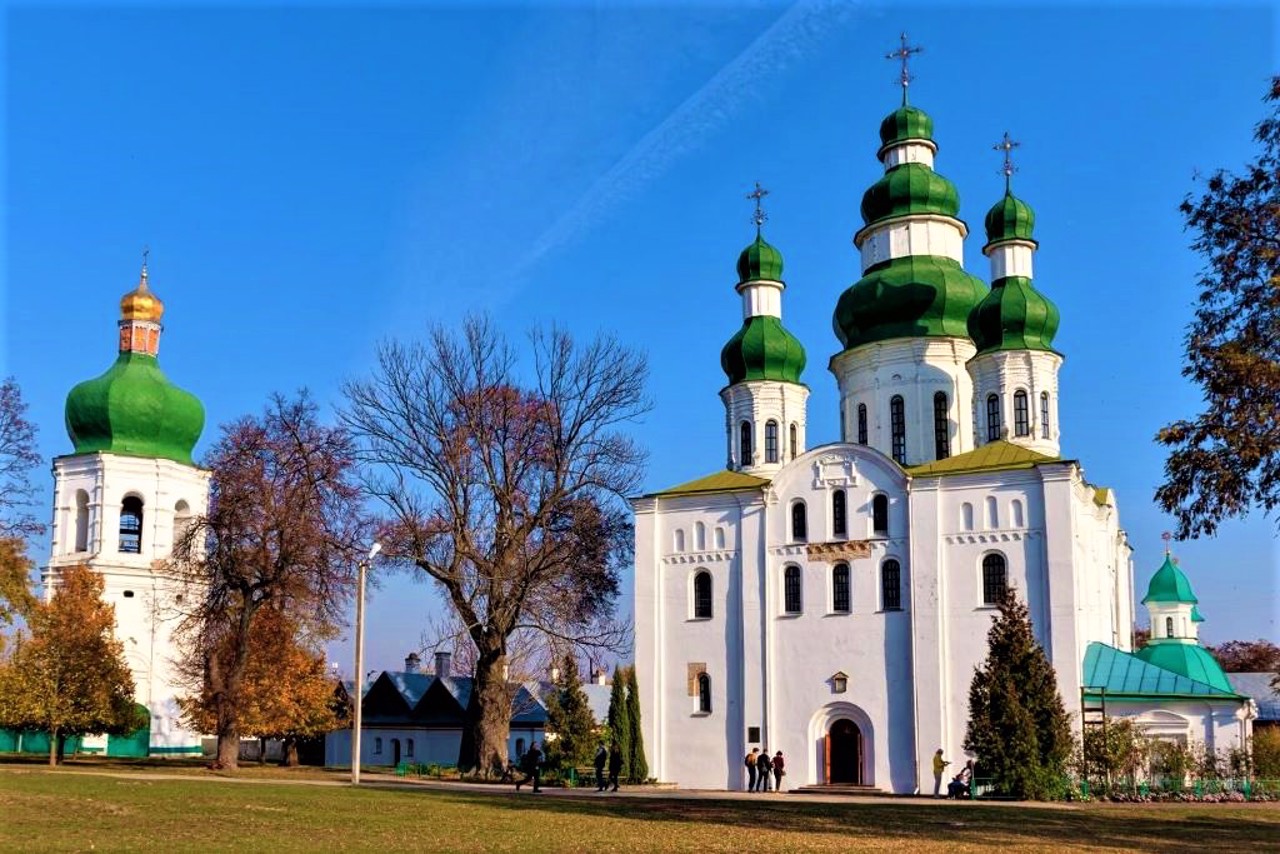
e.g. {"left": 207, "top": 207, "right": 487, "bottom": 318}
{"left": 832, "top": 489, "right": 847, "bottom": 537}
{"left": 119, "top": 496, "right": 143, "bottom": 554}
{"left": 765, "top": 420, "right": 779, "bottom": 463}
{"left": 986, "top": 394, "right": 1001, "bottom": 442}
{"left": 374, "top": 737, "right": 383, "bottom": 755}
{"left": 739, "top": 421, "right": 753, "bottom": 466}
{"left": 789, "top": 423, "right": 798, "bottom": 460}
{"left": 674, "top": 529, "right": 686, "bottom": 552}
{"left": 1040, "top": 392, "right": 1051, "bottom": 439}
{"left": 783, "top": 566, "right": 802, "bottom": 614}
{"left": 791, "top": 501, "right": 808, "bottom": 542}
{"left": 714, "top": 527, "right": 726, "bottom": 549}
{"left": 857, "top": 404, "right": 868, "bottom": 445}
{"left": 693, "top": 571, "right": 712, "bottom": 619}
{"left": 890, "top": 396, "right": 906, "bottom": 464}
{"left": 982, "top": 554, "right": 1007, "bottom": 605}
{"left": 986, "top": 496, "right": 999, "bottom": 529}
{"left": 697, "top": 673, "right": 712, "bottom": 713}
{"left": 872, "top": 494, "right": 889, "bottom": 536}
{"left": 1014, "top": 390, "right": 1030, "bottom": 437}
{"left": 1011, "top": 499, "right": 1025, "bottom": 528}
{"left": 933, "top": 391, "right": 950, "bottom": 460}
{"left": 832, "top": 563, "right": 850, "bottom": 613}
{"left": 1165, "top": 616, "right": 1174, "bottom": 638}
{"left": 173, "top": 499, "right": 191, "bottom": 554}
{"left": 694, "top": 522, "right": 706, "bottom": 551}
{"left": 961, "top": 502, "right": 974, "bottom": 532}
{"left": 407, "top": 738, "right": 415, "bottom": 758}
{"left": 74, "top": 490, "right": 90, "bottom": 553}
{"left": 882, "top": 559, "right": 902, "bottom": 611}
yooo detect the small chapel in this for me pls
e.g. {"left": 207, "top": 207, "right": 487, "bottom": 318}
{"left": 631, "top": 46, "right": 1254, "bottom": 793}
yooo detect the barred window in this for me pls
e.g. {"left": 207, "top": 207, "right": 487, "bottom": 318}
{"left": 1014, "top": 390, "right": 1030, "bottom": 437}
{"left": 790, "top": 423, "right": 798, "bottom": 460}
{"left": 890, "top": 395, "right": 906, "bottom": 463}
{"left": 832, "top": 489, "right": 847, "bottom": 537}
{"left": 982, "top": 554, "right": 1007, "bottom": 605}
{"left": 857, "top": 404, "right": 868, "bottom": 445}
{"left": 832, "top": 563, "right": 851, "bottom": 613}
{"left": 697, "top": 673, "right": 712, "bottom": 713}
{"left": 765, "top": 420, "right": 779, "bottom": 463}
{"left": 791, "top": 501, "right": 808, "bottom": 542}
{"left": 986, "top": 394, "right": 1001, "bottom": 442}
{"left": 784, "top": 566, "right": 802, "bottom": 614}
{"left": 740, "top": 421, "right": 753, "bottom": 466}
{"left": 693, "top": 571, "right": 712, "bottom": 619}
{"left": 882, "top": 559, "right": 902, "bottom": 611}
{"left": 872, "top": 494, "right": 889, "bottom": 536}
{"left": 1040, "top": 392, "right": 1051, "bottom": 439}
{"left": 933, "top": 391, "right": 950, "bottom": 460}
{"left": 119, "top": 496, "right": 143, "bottom": 554}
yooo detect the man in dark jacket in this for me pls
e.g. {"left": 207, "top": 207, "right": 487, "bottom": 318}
{"left": 515, "top": 742, "right": 542, "bottom": 792}
{"left": 607, "top": 742, "right": 624, "bottom": 792}
{"left": 594, "top": 742, "right": 608, "bottom": 792}
{"left": 757, "top": 748, "right": 772, "bottom": 792}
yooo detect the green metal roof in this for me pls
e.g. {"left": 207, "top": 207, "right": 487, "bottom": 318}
{"left": 1141, "top": 555, "right": 1199, "bottom": 605}
{"left": 1135, "top": 642, "right": 1236, "bottom": 694}
{"left": 737, "top": 233, "right": 784, "bottom": 284}
{"left": 1191, "top": 605, "right": 1205, "bottom": 623}
{"left": 65, "top": 352, "right": 205, "bottom": 466}
{"left": 1092, "top": 487, "right": 1112, "bottom": 507}
{"left": 879, "top": 105, "right": 934, "bottom": 148}
{"left": 833, "top": 255, "right": 987, "bottom": 350}
{"left": 721, "top": 315, "right": 807, "bottom": 385}
{"left": 648, "top": 469, "right": 770, "bottom": 498}
{"left": 1083, "top": 642, "right": 1243, "bottom": 699}
{"left": 904, "top": 439, "right": 1061, "bottom": 477}
{"left": 983, "top": 191, "right": 1036, "bottom": 246}
{"left": 860, "top": 162, "right": 960, "bottom": 226}
{"left": 967, "top": 275, "right": 1060, "bottom": 355}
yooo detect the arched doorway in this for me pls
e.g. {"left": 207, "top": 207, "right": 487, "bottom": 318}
{"left": 391, "top": 738, "right": 401, "bottom": 766}
{"left": 826, "top": 718, "right": 862, "bottom": 784}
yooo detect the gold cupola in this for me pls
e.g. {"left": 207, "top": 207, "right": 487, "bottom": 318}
{"left": 119, "top": 263, "right": 165, "bottom": 323}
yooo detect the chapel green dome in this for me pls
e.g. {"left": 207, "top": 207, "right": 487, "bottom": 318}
{"left": 1135, "top": 643, "right": 1234, "bottom": 694}
{"left": 878, "top": 105, "right": 934, "bottom": 149}
{"left": 860, "top": 163, "right": 960, "bottom": 226}
{"left": 967, "top": 275, "right": 1060, "bottom": 354}
{"left": 737, "top": 234, "right": 784, "bottom": 283}
{"left": 833, "top": 255, "right": 987, "bottom": 349}
{"left": 721, "top": 315, "right": 806, "bottom": 385}
{"left": 1141, "top": 555, "right": 1199, "bottom": 605}
{"left": 65, "top": 354, "right": 205, "bottom": 466}
{"left": 984, "top": 191, "right": 1036, "bottom": 245}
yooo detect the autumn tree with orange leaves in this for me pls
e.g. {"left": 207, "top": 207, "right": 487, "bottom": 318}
{"left": 170, "top": 392, "right": 370, "bottom": 769}
{"left": 343, "top": 317, "right": 645, "bottom": 776}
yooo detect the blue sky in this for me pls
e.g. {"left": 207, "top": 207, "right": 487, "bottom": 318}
{"left": 4, "top": 1, "right": 1277, "bottom": 673}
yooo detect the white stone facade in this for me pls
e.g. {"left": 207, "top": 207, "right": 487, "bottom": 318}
{"left": 44, "top": 452, "right": 210, "bottom": 755}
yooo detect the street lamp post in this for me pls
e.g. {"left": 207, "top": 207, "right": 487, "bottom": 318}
{"left": 352, "top": 541, "right": 381, "bottom": 785}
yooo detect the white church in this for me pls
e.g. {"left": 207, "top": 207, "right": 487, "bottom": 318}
{"left": 631, "top": 79, "right": 1254, "bottom": 792}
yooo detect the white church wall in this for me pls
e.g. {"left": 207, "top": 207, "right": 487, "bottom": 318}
{"left": 1101, "top": 701, "right": 1252, "bottom": 756}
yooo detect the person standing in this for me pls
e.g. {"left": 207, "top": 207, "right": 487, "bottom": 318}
{"left": 516, "top": 742, "right": 543, "bottom": 793}
{"left": 757, "top": 749, "right": 772, "bottom": 792}
{"left": 932, "top": 749, "right": 950, "bottom": 797}
{"left": 744, "top": 748, "right": 758, "bottom": 792}
{"left": 594, "top": 742, "right": 608, "bottom": 792}
{"left": 608, "top": 741, "right": 624, "bottom": 792}
{"left": 772, "top": 751, "right": 785, "bottom": 792}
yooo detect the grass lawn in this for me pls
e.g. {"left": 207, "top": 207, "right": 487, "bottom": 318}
{"left": 2, "top": 766, "right": 1278, "bottom": 853}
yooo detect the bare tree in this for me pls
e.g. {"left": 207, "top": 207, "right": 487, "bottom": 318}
{"left": 170, "top": 392, "right": 370, "bottom": 769}
{"left": 343, "top": 316, "right": 646, "bottom": 774}
{"left": 0, "top": 377, "right": 44, "bottom": 539}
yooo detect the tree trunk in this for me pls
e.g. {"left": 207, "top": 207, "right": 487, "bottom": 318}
{"left": 259, "top": 737, "right": 267, "bottom": 764}
{"left": 463, "top": 649, "right": 511, "bottom": 777}
{"left": 48, "top": 728, "right": 59, "bottom": 767}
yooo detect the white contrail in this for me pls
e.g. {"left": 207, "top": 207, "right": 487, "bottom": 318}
{"left": 504, "top": 0, "right": 861, "bottom": 283}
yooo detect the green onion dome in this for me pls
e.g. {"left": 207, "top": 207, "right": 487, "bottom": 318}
{"left": 860, "top": 163, "right": 960, "bottom": 227}
{"left": 1136, "top": 643, "right": 1234, "bottom": 693}
{"left": 737, "top": 233, "right": 784, "bottom": 283}
{"left": 721, "top": 315, "right": 806, "bottom": 385}
{"left": 65, "top": 353, "right": 205, "bottom": 466}
{"left": 1141, "top": 555, "right": 1199, "bottom": 605}
{"left": 879, "top": 105, "right": 934, "bottom": 149}
{"left": 984, "top": 191, "right": 1036, "bottom": 246}
{"left": 833, "top": 255, "right": 987, "bottom": 349}
{"left": 967, "top": 275, "right": 1060, "bottom": 354}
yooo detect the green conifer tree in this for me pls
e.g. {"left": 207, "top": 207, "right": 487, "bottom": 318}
{"left": 624, "top": 666, "right": 648, "bottom": 783}
{"left": 544, "top": 654, "right": 596, "bottom": 770}
{"left": 606, "top": 665, "right": 631, "bottom": 778}
{"left": 963, "top": 588, "right": 1072, "bottom": 799}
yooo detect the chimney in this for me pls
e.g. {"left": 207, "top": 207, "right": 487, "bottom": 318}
{"left": 404, "top": 652, "right": 421, "bottom": 674}
{"left": 435, "top": 651, "right": 451, "bottom": 679}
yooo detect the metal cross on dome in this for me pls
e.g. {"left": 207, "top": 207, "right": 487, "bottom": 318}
{"left": 747, "top": 182, "right": 770, "bottom": 231}
{"left": 140, "top": 245, "right": 150, "bottom": 282}
{"left": 1161, "top": 531, "right": 1173, "bottom": 554}
{"left": 886, "top": 32, "right": 923, "bottom": 103}
{"left": 994, "top": 132, "right": 1021, "bottom": 189}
